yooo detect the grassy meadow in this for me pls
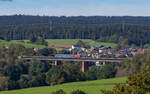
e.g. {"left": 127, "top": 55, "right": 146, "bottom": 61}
{"left": 0, "top": 77, "right": 126, "bottom": 94}
{"left": 0, "top": 39, "right": 117, "bottom": 50}
{"left": 46, "top": 39, "right": 117, "bottom": 49}
{"left": 0, "top": 40, "right": 45, "bottom": 48}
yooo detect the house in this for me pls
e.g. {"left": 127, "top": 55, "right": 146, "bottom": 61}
{"left": 33, "top": 48, "right": 43, "bottom": 52}
{"left": 96, "top": 61, "right": 100, "bottom": 66}
{"left": 5, "top": 46, "right": 9, "bottom": 49}
{"left": 63, "top": 48, "right": 72, "bottom": 51}
{"left": 90, "top": 46, "right": 95, "bottom": 51}
{"left": 138, "top": 49, "right": 144, "bottom": 54}
{"left": 72, "top": 45, "right": 86, "bottom": 52}
{"left": 72, "top": 45, "right": 80, "bottom": 50}
{"left": 98, "top": 46, "right": 106, "bottom": 53}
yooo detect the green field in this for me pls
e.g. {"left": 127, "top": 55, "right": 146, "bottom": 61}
{"left": 0, "top": 39, "right": 117, "bottom": 49}
{"left": 0, "top": 40, "right": 45, "bottom": 48}
{"left": 0, "top": 77, "right": 126, "bottom": 94}
{"left": 46, "top": 39, "right": 117, "bottom": 48}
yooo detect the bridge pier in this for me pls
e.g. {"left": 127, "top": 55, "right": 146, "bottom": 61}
{"left": 103, "top": 61, "right": 106, "bottom": 65}
{"left": 82, "top": 61, "right": 87, "bottom": 72}
{"left": 55, "top": 61, "right": 58, "bottom": 66}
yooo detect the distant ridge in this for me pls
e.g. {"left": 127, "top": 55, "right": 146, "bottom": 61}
{"left": 0, "top": 15, "right": 150, "bottom": 46}
{"left": 0, "top": 15, "right": 150, "bottom": 25}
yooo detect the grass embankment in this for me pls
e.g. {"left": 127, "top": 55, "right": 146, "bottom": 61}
{"left": 0, "top": 77, "right": 126, "bottom": 94}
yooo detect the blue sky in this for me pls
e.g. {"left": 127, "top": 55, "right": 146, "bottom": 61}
{"left": 0, "top": 0, "right": 150, "bottom": 16}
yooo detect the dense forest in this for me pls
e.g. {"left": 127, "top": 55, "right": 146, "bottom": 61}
{"left": 0, "top": 15, "right": 150, "bottom": 46}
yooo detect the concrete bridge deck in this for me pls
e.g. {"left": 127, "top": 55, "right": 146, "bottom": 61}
{"left": 19, "top": 56, "right": 127, "bottom": 62}
{"left": 19, "top": 56, "right": 129, "bottom": 72}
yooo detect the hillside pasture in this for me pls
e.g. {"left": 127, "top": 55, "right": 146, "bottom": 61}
{"left": 0, "top": 77, "right": 126, "bottom": 94}
{"left": 46, "top": 39, "right": 117, "bottom": 49}
{"left": 0, "top": 40, "right": 45, "bottom": 48}
{"left": 0, "top": 39, "right": 117, "bottom": 49}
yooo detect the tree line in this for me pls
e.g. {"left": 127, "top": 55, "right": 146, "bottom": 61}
{"left": 102, "top": 51, "right": 150, "bottom": 94}
{"left": 0, "top": 15, "right": 150, "bottom": 46}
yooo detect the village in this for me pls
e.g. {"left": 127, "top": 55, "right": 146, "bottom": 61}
{"left": 33, "top": 40, "right": 145, "bottom": 59}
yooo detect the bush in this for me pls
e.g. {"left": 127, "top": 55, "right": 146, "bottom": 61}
{"left": 52, "top": 89, "right": 66, "bottom": 94}
{"left": 71, "top": 90, "right": 86, "bottom": 94}
{"left": 97, "top": 64, "right": 117, "bottom": 79}
{"left": 0, "top": 76, "right": 8, "bottom": 91}
{"left": 46, "top": 67, "right": 66, "bottom": 85}
{"left": 29, "top": 35, "right": 48, "bottom": 46}
{"left": 102, "top": 65, "right": 150, "bottom": 94}
{"left": 85, "top": 68, "right": 97, "bottom": 80}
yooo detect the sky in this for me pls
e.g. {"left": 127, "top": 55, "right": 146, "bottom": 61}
{"left": 0, "top": 0, "right": 150, "bottom": 16}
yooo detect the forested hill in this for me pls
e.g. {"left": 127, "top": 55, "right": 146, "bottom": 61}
{"left": 1, "top": 15, "right": 150, "bottom": 25}
{"left": 0, "top": 15, "right": 150, "bottom": 46}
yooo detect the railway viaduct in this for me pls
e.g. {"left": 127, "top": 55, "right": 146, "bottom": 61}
{"left": 18, "top": 56, "right": 127, "bottom": 72}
